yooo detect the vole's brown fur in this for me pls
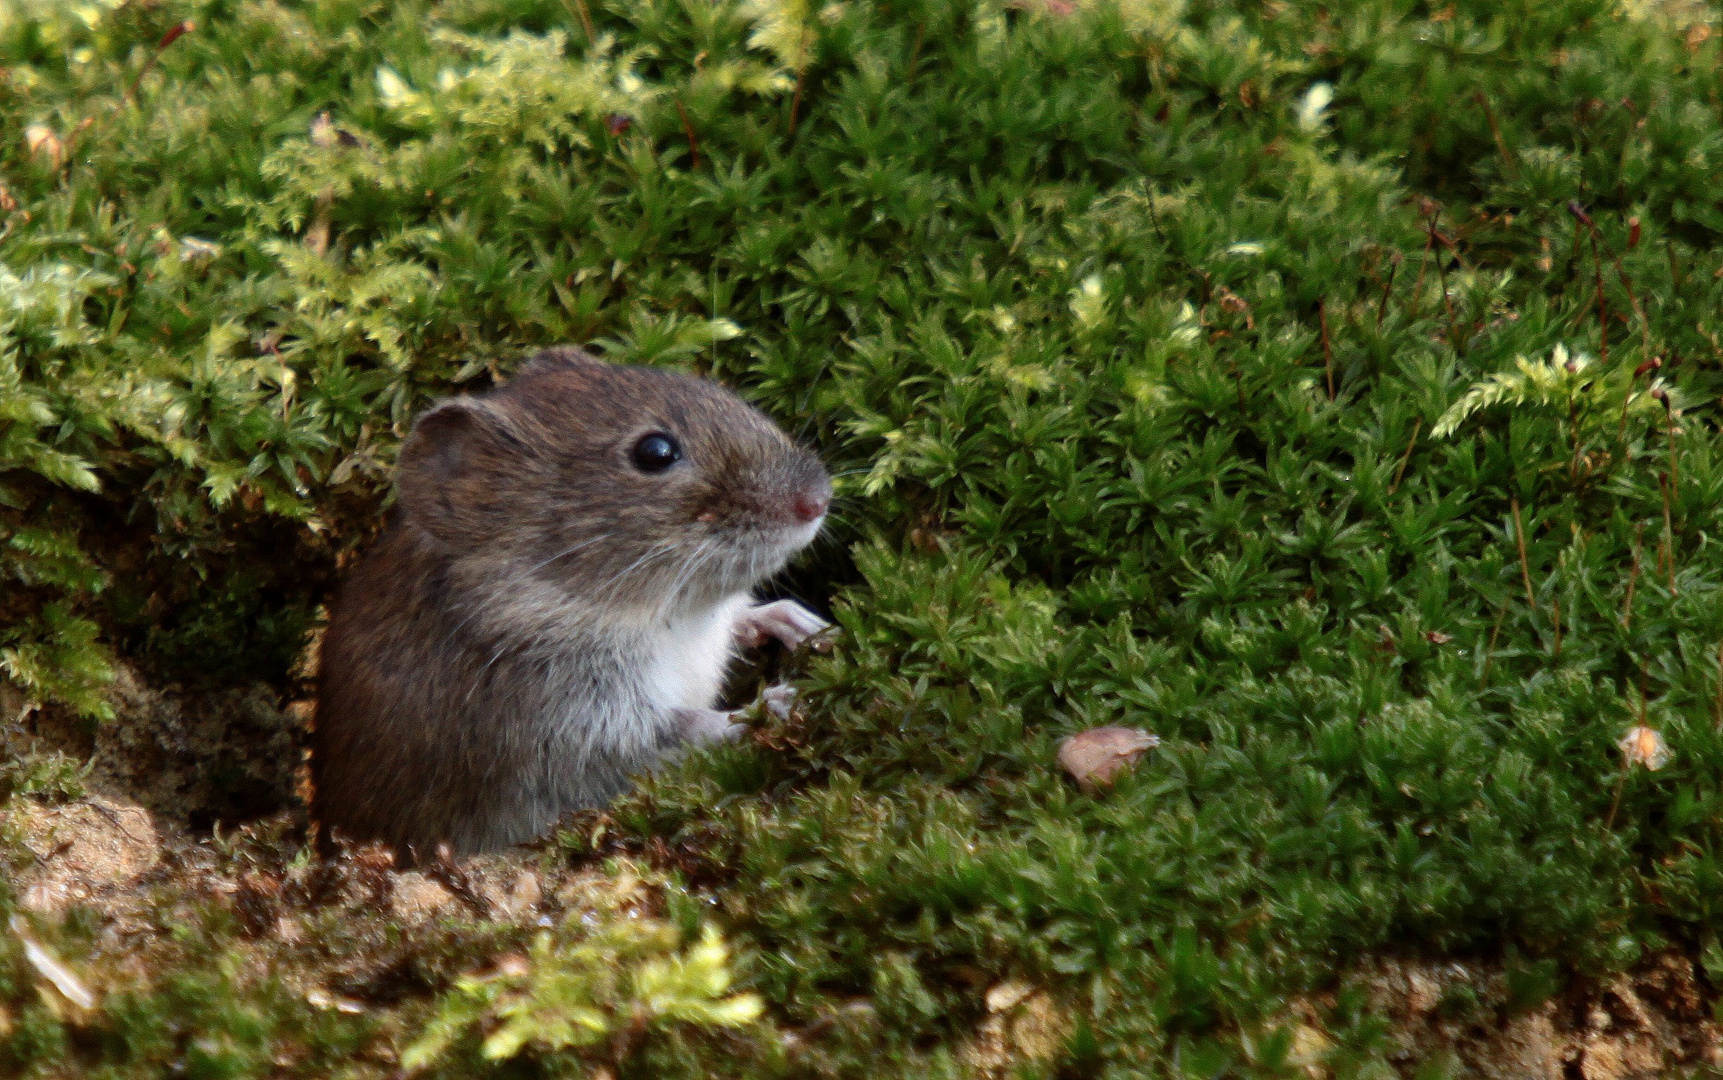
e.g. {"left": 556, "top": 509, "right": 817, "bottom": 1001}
{"left": 313, "top": 347, "right": 830, "bottom": 857}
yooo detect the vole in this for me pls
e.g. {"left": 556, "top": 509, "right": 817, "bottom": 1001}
{"left": 312, "top": 347, "right": 831, "bottom": 857}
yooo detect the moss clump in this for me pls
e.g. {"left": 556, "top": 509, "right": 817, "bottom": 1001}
{"left": 9, "top": 0, "right": 1723, "bottom": 1074}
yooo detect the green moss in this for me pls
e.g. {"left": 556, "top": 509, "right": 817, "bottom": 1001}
{"left": 7, "top": 0, "right": 1723, "bottom": 1073}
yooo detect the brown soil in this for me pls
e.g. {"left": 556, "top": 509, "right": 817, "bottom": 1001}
{"left": 5, "top": 660, "right": 306, "bottom": 830}
{"left": 1332, "top": 956, "right": 1723, "bottom": 1078}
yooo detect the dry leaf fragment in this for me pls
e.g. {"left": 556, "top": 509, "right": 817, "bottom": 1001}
{"left": 984, "top": 980, "right": 1035, "bottom": 1013}
{"left": 1619, "top": 725, "right": 1671, "bottom": 770}
{"left": 10, "top": 916, "right": 95, "bottom": 1011}
{"left": 1058, "top": 727, "right": 1159, "bottom": 793}
{"left": 23, "top": 125, "right": 63, "bottom": 170}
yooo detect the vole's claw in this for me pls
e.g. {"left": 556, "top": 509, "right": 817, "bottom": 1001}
{"left": 734, "top": 599, "right": 831, "bottom": 652}
{"left": 675, "top": 688, "right": 798, "bottom": 747}
{"left": 672, "top": 706, "right": 747, "bottom": 745}
{"left": 760, "top": 683, "right": 797, "bottom": 722}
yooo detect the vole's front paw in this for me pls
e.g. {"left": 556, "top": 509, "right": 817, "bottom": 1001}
{"left": 734, "top": 599, "right": 832, "bottom": 652}
{"left": 672, "top": 706, "right": 748, "bottom": 745}
{"left": 759, "top": 683, "right": 797, "bottom": 722}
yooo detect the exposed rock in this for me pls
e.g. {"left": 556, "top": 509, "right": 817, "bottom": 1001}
{"left": 7, "top": 795, "right": 159, "bottom": 914}
{"left": 390, "top": 872, "right": 457, "bottom": 922}
{"left": 961, "top": 981, "right": 1069, "bottom": 1078}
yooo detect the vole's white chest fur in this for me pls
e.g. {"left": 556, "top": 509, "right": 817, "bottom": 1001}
{"left": 634, "top": 591, "right": 752, "bottom": 713}
{"left": 522, "top": 589, "right": 752, "bottom": 761}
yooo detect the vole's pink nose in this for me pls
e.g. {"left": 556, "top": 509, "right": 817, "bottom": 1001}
{"left": 791, "top": 491, "right": 829, "bottom": 523}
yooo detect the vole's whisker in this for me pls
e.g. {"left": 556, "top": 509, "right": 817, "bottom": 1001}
{"left": 466, "top": 642, "right": 513, "bottom": 705}
{"left": 663, "top": 540, "right": 713, "bottom": 609}
{"left": 653, "top": 543, "right": 709, "bottom": 622}
{"left": 526, "top": 534, "right": 611, "bottom": 576}
{"left": 593, "top": 540, "right": 683, "bottom": 603}
{"left": 690, "top": 545, "right": 726, "bottom": 606}
{"left": 441, "top": 535, "right": 614, "bottom": 646}
{"left": 444, "top": 598, "right": 496, "bottom": 649}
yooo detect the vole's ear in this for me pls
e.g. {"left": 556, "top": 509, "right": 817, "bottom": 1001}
{"left": 515, "top": 345, "right": 604, "bottom": 378}
{"left": 396, "top": 397, "right": 523, "bottom": 545}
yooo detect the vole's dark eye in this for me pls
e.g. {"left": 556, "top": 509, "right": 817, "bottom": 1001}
{"left": 631, "top": 432, "right": 681, "bottom": 473}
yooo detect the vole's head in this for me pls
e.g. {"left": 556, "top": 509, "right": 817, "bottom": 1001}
{"left": 395, "top": 347, "right": 829, "bottom": 613}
